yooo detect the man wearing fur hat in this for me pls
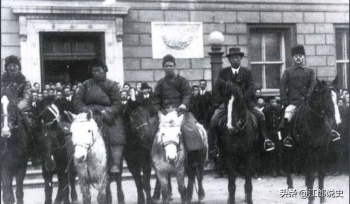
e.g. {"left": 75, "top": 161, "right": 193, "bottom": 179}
{"left": 73, "top": 58, "right": 125, "bottom": 174}
{"left": 152, "top": 54, "right": 206, "bottom": 154}
{"left": 280, "top": 45, "right": 340, "bottom": 147}
{"left": 208, "top": 47, "right": 275, "bottom": 158}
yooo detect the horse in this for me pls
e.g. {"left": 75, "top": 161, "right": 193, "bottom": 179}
{"left": 151, "top": 110, "right": 187, "bottom": 204}
{"left": 284, "top": 78, "right": 340, "bottom": 204}
{"left": 1, "top": 94, "right": 29, "bottom": 204}
{"left": 223, "top": 83, "right": 259, "bottom": 204}
{"left": 124, "top": 104, "right": 157, "bottom": 204}
{"left": 66, "top": 111, "right": 109, "bottom": 204}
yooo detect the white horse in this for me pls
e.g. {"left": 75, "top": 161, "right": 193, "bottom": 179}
{"left": 151, "top": 110, "right": 187, "bottom": 204}
{"left": 66, "top": 111, "right": 109, "bottom": 204}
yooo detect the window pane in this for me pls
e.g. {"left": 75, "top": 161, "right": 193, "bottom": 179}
{"left": 250, "top": 33, "right": 262, "bottom": 61}
{"left": 346, "top": 33, "right": 349, "bottom": 60}
{"left": 336, "top": 32, "right": 344, "bottom": 60}
{"left": 346, "top": 63, "right": 349, "bottom": 89}
{"left": 265, "top": 32, "right": 281, "bottom": 61}
{"left": 337, "top": 63, "right": 345, "bottom": 89}
{"left": 251, "top": 64, "right": 263, "bottom": 89}
{"left": 265, "top": 64, "right": 281, "bottom": 89}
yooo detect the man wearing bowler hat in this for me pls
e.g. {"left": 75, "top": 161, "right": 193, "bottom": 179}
{"left": 209, "top": 47, "right": 275, "bottom": 157}
{"left": 280, "top": 45, "right": 340, "bottom": 147}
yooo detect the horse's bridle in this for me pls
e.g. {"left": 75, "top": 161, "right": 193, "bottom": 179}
{"left": 73, "top": 122, "right": 98, "bottom": 152}
{"left": 160, "top": 133, "right": 182, "bottom": 153}
{"left": 130, "top": 115, "right": 149, "bottom": 131}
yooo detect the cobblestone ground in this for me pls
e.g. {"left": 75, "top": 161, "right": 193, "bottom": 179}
{"left": 2, "top": 173, "right": 349, "bottom": 204}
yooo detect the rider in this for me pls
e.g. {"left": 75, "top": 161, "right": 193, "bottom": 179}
{"left": 208, "top": 47, "right": 275, "bottom": 157}
{"left": 73, "top": 58, "right": 125, "bottom": 174}
{"left": 280, "top": 45, "right": 340, "bottom": 147}
{"left": 152, "top": 54, "right": 206, "bottom": 156}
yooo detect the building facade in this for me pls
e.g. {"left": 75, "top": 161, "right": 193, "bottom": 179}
{"left": 1, "top": 0, "right": 349, "bottom": 93}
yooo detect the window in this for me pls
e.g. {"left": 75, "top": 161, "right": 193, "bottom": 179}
{"left": 335, "top": 27, "right": 349, "bottom": 89}
{"left": 249, "top": 26, "right": 294, "bottom": 93}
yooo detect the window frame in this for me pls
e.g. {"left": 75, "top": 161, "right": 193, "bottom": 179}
{"left": 248, "top": 24, "right": 296, "bottom": 95}
{"left": 335, "top": 25, "right": 349, "bottom": 89}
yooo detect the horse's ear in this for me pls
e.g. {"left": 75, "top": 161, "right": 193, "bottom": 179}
{"left": 87, "top": 110, "right": 93, "bottom": 121}
{"left": 65, "top": 111, "right": 76, "bottom": 122}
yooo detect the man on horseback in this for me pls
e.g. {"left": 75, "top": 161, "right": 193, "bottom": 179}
{"left": 208, "top": 47, "right": 275, "bottom": 156}
{"left": 280, "top": 45, "right": 340, "bottom": 147}
{"left": 73, "top": 58, "right": 125, "bottom": 174}
{"left": 152, "top": 54, "right": 206, "bottom": 157}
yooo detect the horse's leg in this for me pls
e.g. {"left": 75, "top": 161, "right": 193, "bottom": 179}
{"left": 176, "top": 169, "right": 187, "bottom": 204}
{"left": 106, "top": 174, "right": 113, "bottom": 204}
{"left": 152, "top": 178, "right": 161, "bottom": 202}
{"left": 55, "top": 172, "right": 70, "bottom": 204}
{"left": 168, "top": 175, "right": 173, "bottom": 201}
{"left": 319, "top": 169, "right": 326, "bottom": 203}
{"left": 97, "top": 173, "right": 109, "bottom": 204}
{"left": 227, "top": 154, "right": 236, "bottom": 204}
{"left": 305, "top": 172, "right": 316, "bottom": 204}
{"left": 2, "top": 168, "right": 15, "bottom": 204}
{"left": 80, "top": 179, "right": 92, "bottom": 204}
{"left": 43, "top": 168, "right": 54, "bottom": 204}
{"left": 157, "top": 173, "right": 170, "bottom": 204}
{"left": 186, "top": 165, "right": 195, "bottom": 203}
{"left": 115, "top": 171, "right": 125, "bottom": 204}
{"left": 197, "top": 150, "right": 206, "bottom": 204}
{"left": 69, "top": 165, "right": 78, "bottom": 202}
{"left": 129, "top": 161, "right": 145, "bottom": 204}
{"left": 244, "top": 176, "right": 253, "bottom": 204}
{"left": 15, "top": 165, "right": 27, "bottom": 204}
{"left": 141, "top": 154, "right": 153, "bottom": 204}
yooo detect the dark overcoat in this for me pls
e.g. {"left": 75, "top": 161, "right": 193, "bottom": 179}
{"left": 73, "top": 78, "right": 125, "bottom": 145}
{"left": 280, "top": 66, "right": 316, "bottom": 105}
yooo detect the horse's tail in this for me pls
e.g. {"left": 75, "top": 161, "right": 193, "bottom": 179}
{"left": 196, "top": 123, "right": 208, "bottom": 160}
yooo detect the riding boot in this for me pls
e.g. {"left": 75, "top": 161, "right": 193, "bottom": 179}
{"left": 110, "top": 145, "right": 123, "bottom": 173}
{"left": 283, "top": 119, "right": 294, "bottom": 148}
{"left": 208, "top": 126, "right": 219, "bottom": 158}
{"left": 259, "top": 120, "right": 275, "bottom": 151}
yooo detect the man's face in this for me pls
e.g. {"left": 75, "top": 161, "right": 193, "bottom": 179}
{"left": 38, "top": 94, "right": 43, "bottom": 101}
{"left": 7, "top": 63, "right": 20, "bottom": 78}
{"left": 121, "top": 92, "right": 128, "bottom": 100}
{"left": 92, "top": 66, "right": 106, "bottom": 81}
{"left": 338, "top": 100, "right": 344, "bottom": 106}
{"left": 123, "top": 85, "right": 130, "bottom": 91}
{"left": 51, "top": 85, "right": 56, "bottom": 90}
{"left": 44, "top": 85, "right": 51, "bottom": 90}
{"left": 48, "top": 90, "right": 54, "bottom": 97}
{"left": 72, "top": 85, "right": 77, "bottom": 91}
{"left": 141, "top": 89, "right": 150, "bottom": 95}
{"left": 55, "top": 83, "right": 62, "bottom": 90}
{"left": 345, "top": 94, "right": 349, "bottom": 103}
{"left": 270, "top": 99, "right": 277, "bottom": 107}
{"left": 199, "top": 81, "right": 207, "bottom": 90}
{"left": 228, "top": 55, "right": 242, "bottom": 69}
{"left": 192, "top": 87, "right": 199, "bottom": 96}
{"left": 163, "top": 62, "right": 176, "bottom": 78}
{"left": 136, "top": 83, "right": 142, "bottom": 91}
{"left": 257, "top": 98, "right": 265, "bottom": 106}
{"left": 34, "top": 84, "right": 40, "bottom": 92}
{"left": 63, "top": 88, "right": 71, "bottom": 97}
{"left": 32, "top": 93, "right": 38, "bottom": 101}
{"left": 55, "top": 92, "right": 62, "bottom": 99}
{"left": 293, "top": 54, "right": 305, "bottom": 65}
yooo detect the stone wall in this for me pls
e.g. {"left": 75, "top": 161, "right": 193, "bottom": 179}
{"left": 1, "top": 0, "right": 349, "bottom": 89}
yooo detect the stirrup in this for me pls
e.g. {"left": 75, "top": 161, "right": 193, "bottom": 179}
{"left": 264, "top": 140, "right": 275, "bottom": 151}
{"left": 331, "top": 130, "right": 341, "bottom": 141}
{"left": 283, "top": 136, "right": 293, "bottom": 148}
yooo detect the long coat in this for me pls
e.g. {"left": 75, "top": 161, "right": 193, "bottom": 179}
{"left": 212, "top": 66, "right": 255, "bottom": 109}
{"left": 73, "top": 78, "right": 125, "bottom": 146}
{"left": 280, "top": 66, "right": 316, "bottom": 105}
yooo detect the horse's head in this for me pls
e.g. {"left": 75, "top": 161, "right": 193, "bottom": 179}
{"left": 130, "top": 106, "right": 150, "bottom": 140}
{"left": 66, "top": 110, "right": 99, "bottom": 163}
{"left": 157, "top": 111, "right": 184, "bottom": 163}
{"left": 227, "top": 83, "right": 247, "bottom": 133}
{"left": 309, "top": 77, "right": 341, "bottom": 126}
{"left": 1, "top": 94, "right": 20, "bottom": 138}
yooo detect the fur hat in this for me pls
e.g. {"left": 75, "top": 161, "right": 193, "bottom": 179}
{"left": 291, "top": 45, "right": 305, "bottom": 56}
{"left": 89, "top": 58, "right": 108, "bottom": 72}
{"left": 141, "top": 82, "right": 151, "bottom": 90}
{"left": 5, "top": 55, "right": 21, "bottom": 71}
{"left": 226, "top": 47, "right": 244, "bottom": 57}
{"left": 162, "top": 54, "right": 176, "bottom": 66}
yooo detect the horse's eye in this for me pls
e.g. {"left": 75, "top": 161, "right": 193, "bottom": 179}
{"left": 88, "top": 130, "right": 91, "bottom": 133}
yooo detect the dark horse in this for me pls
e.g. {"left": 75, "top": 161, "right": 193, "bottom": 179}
{"left": 1, "top": 94, "right": 28, "bottom": 204}
{"left": 224, "top": 83, "right": 259, "bottom": 204}
{"left": 284, "top": 78, "right": 339, "bottom": 204}
{"left": 124, "top": 104, "right": 157, "bottom": 204}
{"left": 38, "top": 120, "right": 77, "bottom": 204}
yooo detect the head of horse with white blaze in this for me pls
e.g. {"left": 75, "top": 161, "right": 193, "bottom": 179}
{"left": 157, "top": 110, "right": 184, "bottom": 163}
{"left": 66, "top": 110, "right": 101, "bottom": 163}
{"left": 1, "top": 95, "right": 12, "bottom": 138}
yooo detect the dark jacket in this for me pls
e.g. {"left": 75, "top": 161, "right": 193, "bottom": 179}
{"left": 152, "top": 75, "right": 192, "bottom": 111}
{"left": 1, "top": 72, "right": 31, "bottom": 111}
{"left": 189, "top": 91, "right": 213, "bottom": 129}
{"left": 73, "top": 78, "right": 125, "bottom": 145}
{"left": 212, "top": 66, "right": 255, "bottom": 109}
{"left": 280, "top": 66, "right": 316, "bottom": 105}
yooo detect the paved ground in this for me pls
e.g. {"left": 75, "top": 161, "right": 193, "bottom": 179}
{"left": 2, "top": 173, "right": 349, "bottom": 204}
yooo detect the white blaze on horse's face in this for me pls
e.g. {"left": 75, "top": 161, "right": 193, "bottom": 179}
{"left": 1, "top": 95, "right": 11, "bottom": 138}
{"left": 331, "top": 90, "right": 342, "bottom": 125}
{"left": 158, "top": 111, "right": 184, "bottom": 163}
{"left": 70, "top": 112, "right": 98, "bottom": 162}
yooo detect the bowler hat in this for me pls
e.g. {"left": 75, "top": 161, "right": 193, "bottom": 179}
{"left": 226, "top": 47, "right": 245, "bottom": 57}
{"left": 89, "top": 58, "right": 108, "bottom": 72}
{"left": 5, "top": 55, "right": 21, "bottom": 71}
{"left": 291, "top": 45, "right": 305, "bottom": 56}
{"left": 141, "top": 82, "right": 151, "bottom": 90}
